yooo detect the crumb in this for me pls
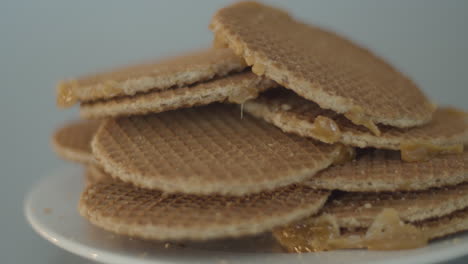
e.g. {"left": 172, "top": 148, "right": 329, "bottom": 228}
{"left": 364, "top": 203, "right": 372, "bottom": 209}
{"left": 164, "top": 242, "right": 171, "bottom": 249}
{"left": 43, "top": 208, "right": 52, "bottom": 214}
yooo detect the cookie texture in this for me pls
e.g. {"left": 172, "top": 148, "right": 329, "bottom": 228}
{"left": 244, "top": 89, "right": 468, "bottom": 149}
{"left": 57, "top": 48, "right": 246, "bottom": 107}
{"left": 323, "top": 182, "right": 468, "bottom": 229}
{"left": 92, "top": 104, "right": 342, "bottom": 195}
{"left": 51, "top": 120, "right": 100, "bottom": 164}
{"left": 79, "top": 180, "right": 330, "bottom": 240}
{"left": 306, "top": 149, "right": 468, "bottom": 192}
{"left": 274, "top": 207, "right": 468, "bottom": 252}
{"left": 80, "top": 72, "right": 277, "bottom": 119}
{"left": 85, "top": 165, "right": 113, "bottom": 185}
{"left": 211, "top": 2, "right": 434, "bottom": 129}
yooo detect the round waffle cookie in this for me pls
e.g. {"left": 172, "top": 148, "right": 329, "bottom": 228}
{"left": 91, "top": 104, "right": 342, "bottom": 195}
{"left": 244, "top": 89, "right": 468, "bottom": 149}
{"left": 210, "top": 2, "right": 434, "bottom": 131}
{"left": 57, "top": 48, "right": 246, "bottom": 108}
{"left": 305, "top": 149, "right": 468, "bottom": 192}
{"left": 322, "top": 182, "right": 468, "bottom": 229}
{"left": 84, "top": 165, "right": 113, "bottom": 185}
{"left": 79, "top": 179, "right": 330, "bottom": 241}
{"left": 80, "top": 72, "right": 277, "bottom": 119}
{"left": 51, "top": 120, "right": 100, "bottom": 164}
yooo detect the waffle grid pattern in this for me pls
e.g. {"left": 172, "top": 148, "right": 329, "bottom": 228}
{"left": 323, "top": 182, "right": 468, "bottom": 228}
{"left": 307, "top": 149, "right": 468, "bottom": 192}
{"left": 57, "top": 48, "right": 246, "bottom": 107}
{"left": 245, "top": 89, "right": 468, "bottom": 149}
{"left": 80, "top": 72, "right": 278, "bottom": 119}
{"left": 92, "top": 104, "right": 340, "bottom": 195}
{"left": 79, "top": 180, "right": 330, "bottom": 240}
{"left": 211, "top": 2, "right": 434, "bottom": 127}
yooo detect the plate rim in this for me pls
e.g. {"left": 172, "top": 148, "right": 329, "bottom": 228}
{"left": 24, "top": 167, "right": 468, "bottom": 264}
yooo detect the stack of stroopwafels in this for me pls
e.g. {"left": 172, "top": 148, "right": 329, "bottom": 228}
{"left": 52, "top": 1, "right": 468, "bottom": 252}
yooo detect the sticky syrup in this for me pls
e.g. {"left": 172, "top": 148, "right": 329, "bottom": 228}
{"left": 228, "top": 86, "right": 260, "bottom": 104}
{"left": 273, "top": 215, "right": 340, "bottom": 252}
{"left": 310, "top": 115, "right": 341, "bottom": 143}
{"left": 344, "top": 107, "right": 381, "bottom": 136}
{"left": 273, "top": 209, "right": 428, "bottom": 252}
{"left": 364, "top": 208, "right": 428, "bottom": 250}
{"left": 252, "top": 63, "right": 266, "bottom": 75}
{"left": 57, "top": 81, "right": 77, "bottom": 107}
{"left": 332, "top": 144, "right": 356, "bottom": 165}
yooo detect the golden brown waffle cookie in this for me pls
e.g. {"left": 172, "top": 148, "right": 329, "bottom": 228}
{"left": 79, "top": 180, "right": 330, "bottom": 241}
{"left": 80, "top": 72, "right": 277, "bottom": 119}
{"left": 85, "top": 165, "right": 113, "bottom": 185}
{"left": 57, "top": 48, "right": 246, "bottom": 107}
{"left": 417, "top": 207, "right": 468, "bottom": 241}
{"left": 92, "top": 104, "right": 342, "bottom": 195}
{"left": 51, "top": 120, "right": 99, "bottom": 164}
{"left": 323, "top": 182, "right": 468, "bottom": 229}
{"left": 244, "top": 89, "right": 468, "bottom": 149}
{"left": 306, "top": 149, "right": 468, "bottom": 192}
{"left": 210, "top": 2, "right": 434, "bottom": 131}
{"left": 273, "top": 208, "right": 468, "bottom": 252}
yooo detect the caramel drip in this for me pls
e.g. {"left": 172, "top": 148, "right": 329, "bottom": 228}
{"left": 363, "top": 209, "right": 428, "bottom": 250}
{"left": 57, "top": 81, "right": 78, "bottom": 108}
{"left": 344, "top": 107, "right": 381, "bottom": 136}
{"left": 332, "top": 144, "right": 356, "bottom": 165}
{"left": 273, "top": 209, "right": 428, "bottom": 252}
{"left": 252, "top": 63, "right": 266, "bottom": 75}
{"left": 310, "top": 115, "right": 342, "bottom": 144}
{"left": 228, "top": 86, "right": 260, "bottom": 104}
{"left": 273, "top": 214, "right": 340, "bottom": 253}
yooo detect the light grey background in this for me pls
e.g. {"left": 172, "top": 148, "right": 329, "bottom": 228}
{"left": 1, "top": 0, "right": 467, "bottom": 263}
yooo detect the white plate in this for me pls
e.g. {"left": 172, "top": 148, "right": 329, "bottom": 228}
{"left": 25, "top": 167, "right": 468, "bottom": 264}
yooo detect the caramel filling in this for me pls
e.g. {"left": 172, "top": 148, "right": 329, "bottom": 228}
{"left": 252, "top": 63, "right": 266, "bottom": 75}
{"left": 273, "top": 209, "right": 428, "bottom": 252}
{"left": 214, "top": 32, "right": 265, "bottom": 77}
{"left": 363, "top": 209, "right": 428, "bottom": 250}
{"left": 400, "top": 142, "right": 463, "bottom": 162}
{"left": 244, "top": 54, "right": 266, "bottom": 76}
{"left": 57, "top": 81, "right": 78, "bottom": 108}
{"left": 332, "top": 144, "right": 356, "bottom": 165}
{"left": 57, "top": 79, "right": 123, "bottom": 108}
{"left": 273, "top": 215, "right": 341, "bottom": 253}
{"left": 228, "top": 86, "right": 260, "bottom": 104}
{"left": 245, "top": 55, "right": 255, "bottom": 66}
{"left": 344, "top": 107, "right": 381, "bottom": 136}
{"left": 310, "top": 115, "right": 342, "bottom": 144}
